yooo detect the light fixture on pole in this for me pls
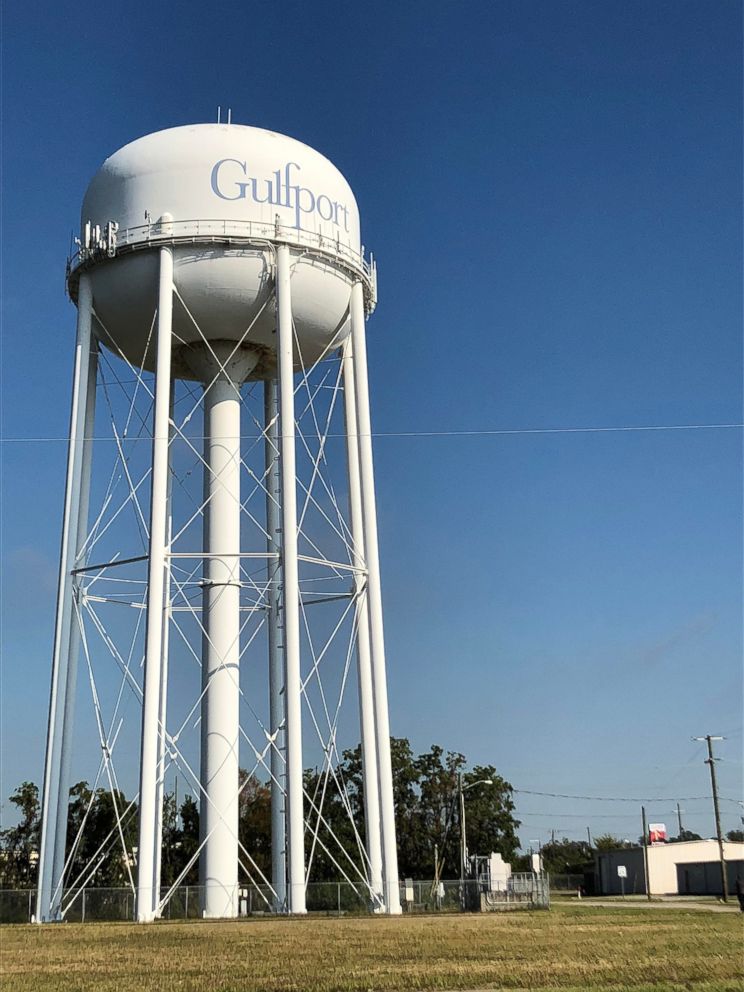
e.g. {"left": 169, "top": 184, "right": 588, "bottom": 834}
{"left": 458, "top": 775, "right": 493, "bottom": 891}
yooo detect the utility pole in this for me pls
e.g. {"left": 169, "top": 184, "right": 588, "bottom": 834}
{"left": 693, "top": 735, "right": 728, "bottom": 902}
{"left": 458, "top": 772, "right": 466, "bottom": 888}
{"left": 586, "top": 826, "right": 592, "bottom": 848}
{"left": 641, "top": 806, "right": 651, "bottom": 901}
{"left": 676, "top": 802, "right": 684, "bottom": 836}
{"left": 456, "top": 773, "right": 492, "bottom": 910}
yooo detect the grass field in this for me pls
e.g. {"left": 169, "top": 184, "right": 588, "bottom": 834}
{"left": 2, "top": 904, "right": 741, "bottom": 992}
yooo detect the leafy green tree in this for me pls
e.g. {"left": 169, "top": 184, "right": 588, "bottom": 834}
{"left": 726, "top": 829, "right": 744, "bottom": 842}
{"left": 670, "top": 829, "right": 702, "bottom": 843}
{"left": 460, "top": 765, "right": 520, "bottom": 865}
{"left": 410, "top": 745, "right": 463, "bottom": 878}
{"left": 176, "top": 795, "right": 200, "bottom": 884}
{"left": 594, "top": 834, "right": 634, "bottom": 851}
{"left": 1, "top": 740, "right": 522, "bottom": 890}
{"left": 238, "top": 770, "right": 271, "bottom": 882}
{"left": 0, "top": 782, "right": 40, "bottom": 887}
{"left": 540, "top": 837, "right": 593, "bottom": 875}
{"left": 64, "top": 782, "right": 138, "bottom": 887}
{"left": 302, "top": 741, "right": 520, "bottom": 881}
{"left": 303, "top": 763, "right": 363, "bottom": 884}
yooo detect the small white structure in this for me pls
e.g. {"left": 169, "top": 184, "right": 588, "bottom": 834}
{"left": 487, "top": 852, "right": 512, "bottom": 891}
{"left": 596, "top": 840, "right": 744, "bottom": 896}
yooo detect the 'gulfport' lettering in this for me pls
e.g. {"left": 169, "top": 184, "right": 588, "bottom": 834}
{"left": 210, "top": 159, "right": 350, "bottom": 232}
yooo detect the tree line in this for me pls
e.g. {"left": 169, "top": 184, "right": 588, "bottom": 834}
{"left": 0, "top": 739, "right": 521, "bottom": 889}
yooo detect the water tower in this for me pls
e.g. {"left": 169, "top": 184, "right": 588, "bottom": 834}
{"left": 36, "top": 123, "right": 401, "bottom": 921}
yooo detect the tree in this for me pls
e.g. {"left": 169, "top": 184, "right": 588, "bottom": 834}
{"left": 1, "top": 740, "right": 522, "bottom": 891}
{"left": 303, "top": 741, "right": 520, "bottom": 881}
{"left": 540, "top": 838, "right": 593, "bottom": 875}
{"left": 64, "top": 782, "right": 138, "bottom": 887}
{"left": 669, "top": 829, "right": 702, "bottom": 843}
{"left": 726, "top": 829, "right": 744, "bottom": 842}
{"left": 238, "top": 770, "right": 271, "bottom": 883}
{"left": 176, "top": 795, "right": 200, "bottom": 884}
{"left": 594, "top": 834, "right": 634, "bottom": 851}
{"left": 460, "top": 765, "right": 520, "bottom": 865}
{"left": 0, "top": 782, "right": 40, "bottom": 887}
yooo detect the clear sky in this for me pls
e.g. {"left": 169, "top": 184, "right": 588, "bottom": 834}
{"left": 1, "top": 0, "right": 742, "bottom": 846}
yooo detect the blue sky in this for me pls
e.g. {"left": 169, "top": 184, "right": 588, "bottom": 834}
{"left": 1, "top": 0, "right": 742, "bottom": 845}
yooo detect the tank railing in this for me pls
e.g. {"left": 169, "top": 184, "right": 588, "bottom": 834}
{"left": 68, "top": 217, "right": 373, "bottom": 281}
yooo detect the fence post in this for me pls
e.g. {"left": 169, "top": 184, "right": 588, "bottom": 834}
{"left": 81, "top": 888, "right": 86, "bottom": 924}
{"left": 337, "top": 883, "right": 341, "bottom": 916}
{"left": 28, "top": 890, "right": 33, "bottom": 922}
{"left": 185, "top": 886, "right": 189, "bottom": 918}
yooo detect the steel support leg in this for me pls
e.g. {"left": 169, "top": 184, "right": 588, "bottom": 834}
{"left": 37, "top": 274, "right": 95, "bottom": 923}
{"left": 153, "top": 395, "right": 174, "bottom": 916}
{"left": 349, "top": 281, "right": 402, "bottom": 914}
{"left": 136, "top": 248, "right": 173, "bottom": 922}
{"left": 276, "top": 243, "right": 307, "bottom": 914}
{"left": 50, "top": 342, "right": 98, "bottom": 916}
{"left": 341, "top": 337, "right": 384, "bottom": 906}
{"left": 265, "top": 378, "right": 287, "bottom": 911}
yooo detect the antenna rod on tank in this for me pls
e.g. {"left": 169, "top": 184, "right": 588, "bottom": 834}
{"left": 227, "top": 108, "right": 232, "bottom": 125}
{"left": 217, "top": 106, "right": 221, "bottom": 124}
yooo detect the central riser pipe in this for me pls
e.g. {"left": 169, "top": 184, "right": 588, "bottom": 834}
{"left": 201, "top": 378, "right": 241, "bottom": 919}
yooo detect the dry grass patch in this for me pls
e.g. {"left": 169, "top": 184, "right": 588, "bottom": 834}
{"left": 1, "top": 904, "right": 741, "bottom": 992}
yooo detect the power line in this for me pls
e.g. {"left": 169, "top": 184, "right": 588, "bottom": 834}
{"left": 514, "top": 788, "right": 741, "bottom": 804}
{"left": 1, "top": 422, "right": 742, "bottom": 443}
{"left": 513, "top": 810, "right": 716, "bottom": 819}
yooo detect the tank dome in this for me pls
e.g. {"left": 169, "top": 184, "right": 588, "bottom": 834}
{"left": 71, "top": 124, "right": 369, "bottom": 378}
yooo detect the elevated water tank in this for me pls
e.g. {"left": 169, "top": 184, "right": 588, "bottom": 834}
{"left": 70, "top": 124, "right": 373, "bottom": 378}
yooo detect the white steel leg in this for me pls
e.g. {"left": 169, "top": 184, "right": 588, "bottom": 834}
{"left": 200, "top": 374, "right": 241, "bottom": 919}
{"left": 153, "top": 395, "right": 174, "bottom": 915}
{"left": 50, "top": 341, "right": 98, "bottom": 917}
{"left": 264, "top": 379, "right": 287, "bottom": 911}
{"left": 276, "top": 243, "right": 306, "bottom": 914}
{"left": 37, "top": 273, "right": 95, "bottom": 923}
{"left": 341, "top": 337, "right": 383, "bottom": 906}
{"left": 136, "top": 248, "right": 173, "bottom": 922}
{"left": 349, "top": 281, "right": 402, "bottom": 915}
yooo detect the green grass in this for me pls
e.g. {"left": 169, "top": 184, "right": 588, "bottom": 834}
{"left": 1, "top": 904, "right": 741, "bottom": 992}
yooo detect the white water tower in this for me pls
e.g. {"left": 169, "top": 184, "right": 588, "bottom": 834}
{"left": 36, "top": 123, "right": 401, "bottom": 921}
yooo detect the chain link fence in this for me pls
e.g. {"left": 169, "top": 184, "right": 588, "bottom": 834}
{"left": 1, "top": 874, "right": 549, "bottom": 923}
{"left": 549, "top": 873, "right": 587, "bottom": 892}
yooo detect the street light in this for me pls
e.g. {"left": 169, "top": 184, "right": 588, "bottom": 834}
{"left": 458, "top": 775, "right": 493, "bottom": 889}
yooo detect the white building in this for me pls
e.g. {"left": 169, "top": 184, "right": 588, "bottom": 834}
{"left": 595, "top": 840, "right": 744, "bottom": 896}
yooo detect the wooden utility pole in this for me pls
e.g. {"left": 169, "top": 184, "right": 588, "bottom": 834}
{"left": 693, "top": 735, "right": 728, "bottom": 902}
{"left": 641, "top": 806, "right": 651, "bottom": 901}
{"left": 458, "top": 773, "right": 466, "bottom": 886}
{"left": 676, "top": 802, "right": 684, "bottom": 836}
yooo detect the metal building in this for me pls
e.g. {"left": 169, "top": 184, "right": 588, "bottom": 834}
{"left": 36, "top": 123, "right": 401, "bottom": 921}
{"left": 595, "top": 840, "right": 744, "bottom": 896}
